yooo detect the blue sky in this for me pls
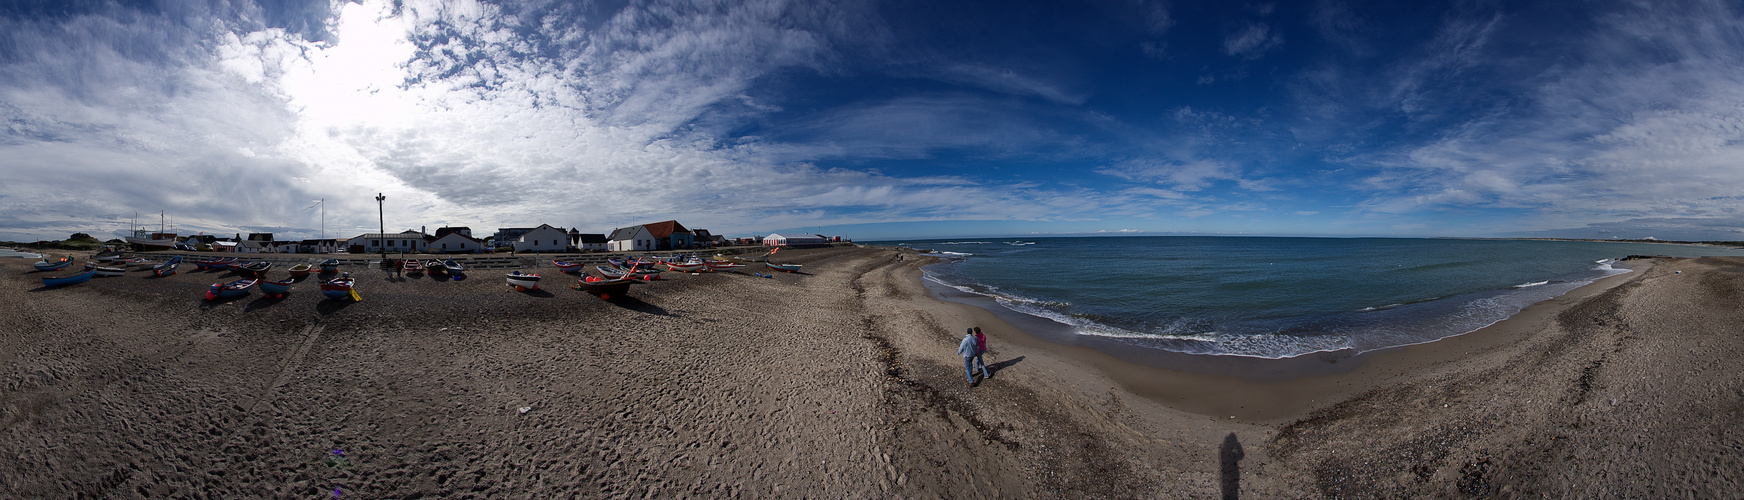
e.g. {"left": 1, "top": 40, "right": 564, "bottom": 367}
{"left": 3, "top": 0, "right": 1743, "bottom": 242}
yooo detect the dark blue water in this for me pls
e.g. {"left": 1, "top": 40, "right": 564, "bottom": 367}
{"left": 885, "top": 237, "right": 1744, "bottom": 358}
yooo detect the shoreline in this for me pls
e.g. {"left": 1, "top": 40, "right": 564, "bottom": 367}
{"left": 921, "top": 256, "right": 1653, "bottom": 422}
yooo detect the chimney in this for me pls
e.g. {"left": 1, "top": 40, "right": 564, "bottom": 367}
{"left": 422, "top": 225, "right": 426, "bottom": 236}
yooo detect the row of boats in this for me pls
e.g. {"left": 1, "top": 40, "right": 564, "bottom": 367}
{"left": 32, "top": 252, "right": 807, "bottom": 302}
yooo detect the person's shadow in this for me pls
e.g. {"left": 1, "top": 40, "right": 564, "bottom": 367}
{"left": 1221, "top": 433, "right": 1244, "bottom": 500}
{"left": 987, "top": 356, "right": 1024, "bottom": 376}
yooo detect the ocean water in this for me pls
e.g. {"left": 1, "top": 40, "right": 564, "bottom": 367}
{"left": 889, "top": 237, "right": 1744, "bottom": 359}
{"left": 0, "top": 248, "right": 43, "bottom": 259}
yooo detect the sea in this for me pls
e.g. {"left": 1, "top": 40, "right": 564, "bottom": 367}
{"left": 884, "top": 237, "right": 1744, "bottom": 360}
{"left": 0, "top": 248, "right": 43, "bottom": 259}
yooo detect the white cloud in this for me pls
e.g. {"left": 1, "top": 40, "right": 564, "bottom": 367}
{"left": 1223, "top": 22, "right": 1283, "bottom": 59}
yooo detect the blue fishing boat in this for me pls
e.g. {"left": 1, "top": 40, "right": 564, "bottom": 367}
{"left": 34, "top": 256, "right": 72, "bottom": 271}
{"left": 765, "top": 262, "right": 803, "bottom": 273}
{"left": 321, "top": 273, "right": 357, "bottom": 300}
{"left": 42, "top": 269, "right": 96, "bottom": 288}
{"left": 205, "top": 278, "right": 258, "bottom": 300}
{"left": 259, "top": 277, "right": 295, "bottom": 298}
{"left": 319, "top": 259, "right": 340, "bottom": 273}
{"left": 153, "top": 261, "right": 179, "bottom": 277}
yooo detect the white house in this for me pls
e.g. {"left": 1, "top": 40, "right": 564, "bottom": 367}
{"left": 353, "top": 230, "right": 429, "bottom": 253}
{"left": 431, "top": 232, "right": 485, "bottom": 254}
{"left": 607, "top": 225, "right": 656, "bottom": 252}
{"left": 513, "top": 224, "right": 570, "bottom": 253}
{"left": 575, "top": 233, "right": 608, "bottom": 251}
{"left": 764, "top": 233, "right": 830, "bottom": 246}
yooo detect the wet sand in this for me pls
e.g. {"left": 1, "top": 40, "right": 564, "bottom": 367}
{"left": 2, "top": 248, "right": 1741, "bottom": 497}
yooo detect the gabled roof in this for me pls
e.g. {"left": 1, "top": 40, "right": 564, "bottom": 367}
{"left": 608, "top": 226, "right": 649, "bottom": 241}
{"left": 643, "top": 220, "right": 691, "bottom": 238}
{"left": 577, "top": 233, "right": 608, "bottom": 244}
{"left": 432, "top": 232, "right": 481, "bottom": 244}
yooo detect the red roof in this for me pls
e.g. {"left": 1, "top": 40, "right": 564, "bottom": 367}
{"left": 643, "top": 220, "right": 690, "bottom": 238}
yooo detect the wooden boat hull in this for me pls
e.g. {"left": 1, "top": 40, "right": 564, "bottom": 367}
{"left": 506, "top": 272, "right": 541, "bottom": 290}
{"left": 42, "top": 270, "right": 95, "bottom": 287}
{"left": 664, "top": 262, "right": 706, "bottom": 272}
{"left": 153, "top": 262, "right": 179, "bottom": 277}
{"left": 237, "top": 262, "right": 272, "bottom": 278}
{"left": 88, "top": 265, "right": 127, "bottom": 277}
{"left": 35, "top": 259, "right": 71, "bottom": 271}
{"left": 553, "top": 260, "right": 585, "bottom": 273}
{"left": 425, "top": 260, "right": 447, "bottom": 275}
{"left": 575, "top": 277, "right": 635, "bottom": 299}
{"left": 260, "top": 278, "right": 295, "bottom": 298}
{"left": 206, "top": 278, "right": 259, "bottom": 300}
{"left": 703, "top": 260, "right": 745, "bottom": 271}
{"left": 321, "top": 278, "right": 355, "bottom": 300}
{"left": 765, "top": 262, "right": 803, "bottom": 273}
{"left": 319, "top": 260, "right": 340, "bottom": 272}
{"left": 288, "top": 264, "right": 312, "bottom": 278}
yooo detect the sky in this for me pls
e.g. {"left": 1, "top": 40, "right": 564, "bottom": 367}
{"left": 3, "top": 0, "right": 1743, "bottom": 243}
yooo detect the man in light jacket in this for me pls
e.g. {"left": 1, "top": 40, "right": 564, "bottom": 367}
{"left": 959, "top": 328, "right": 990, "bottom": 386}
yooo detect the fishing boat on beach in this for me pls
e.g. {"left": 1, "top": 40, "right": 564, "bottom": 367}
{"left": 319, "top": 259, "right": 340, "bottom": 273}
{"left": 154, "top": 260, "right": 179, "bottom": 277}
{"left": 195, "top": 257, "right": 238, "bottom": 271}
{"left": 507, "top": 271, "right": 542, "bottom": 291}
{"left": 425, "top": 260, "right": 447, "bottom": 276}
{"left": 35, "top": 256, "right": 72, "bottom": 271}
{"left": 663, "top": 259, "right": 706, "bottom": 272}
{"left": 552, "top": 260, "right": 586, "bottom": 274}
{"left": 42, "top": 269, "right": 96, "bottom": 288}
{"left": 85, "top": 263, "right": 128, "bottom": 277}
{"left": 237, "top": 261, "right": 272, "bottom": 278}
{"left": 259, "top": 277, "right": 295, "bottom": 298}
{"left": 443, "top": 259, "right": 464, "bottom": 274}
{"left": 765, "top": 262, "right": 803, "bottom": 273}
{"left": 205, "top": 278, "right": 259, "bottom": 300}
{"left": 288, "top": 263, "right": 312, "bottom": 279}
{"left": 402, "top": 259, "right": 424, "bottom": 275}
{"left": 574, "top": 275, "right": 636, "bottom": 299}
{"left": 703, "top": 260, "right": 745, "bottom": 272}
{"left": 321, "top": 273, "right": 357, "bottom": 301}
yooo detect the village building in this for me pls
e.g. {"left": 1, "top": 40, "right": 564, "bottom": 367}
{"left": 691, "top": 229, "right": 726, "bottom": 247}
{"left": 512, "top": 224, "right": 570, "bottom": 253}
{"left": 492, "top": 227, "right": 536, "bottom": 247}
{"left": 431, "top": 232, "right": 485, "bottom": 254}
{"left": 350, "top": 230, "right": 430, "bottom": 253}
{"left": 435, "top": 226, "right": 473, "bottom": 238}
{"left": 299, "top": 239, "right": 343, "bottom": 253}
{"left": 643, "top": 220, "right": 694, "bottom": 250}
{"left": 764, "top": 233, "right": 831, "bottom": 247}
{"left": 607, "top": 225, "right": 656, "bottom": 252}
{"left": 572, "top": 231, "right": 608, "bottom": 251}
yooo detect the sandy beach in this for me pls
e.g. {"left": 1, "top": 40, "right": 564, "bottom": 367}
{"left": 3, "top": 246, "right": 1742, "bottom": 497}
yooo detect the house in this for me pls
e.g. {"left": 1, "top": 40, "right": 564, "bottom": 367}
{"left": 351, "top": 230, "right": 429, "bottom": 253}
{"left": 512, "top": 224, "right": 570, "bottom": 253}
{"left": 574, "top": 232, "right": 608, "bottom": 251}
{"left": 493, "top": 227, "right": 537, "bottom": 247}
{"left": 430, "top": 232, "right": 485, "bottom": 254}
{"left": 299, "top": 239, "right": 342, "bottom": 253}
{"left": 764, "top": 233, "right": 830, "bottom": 247}
{"left": 607, "top": 225, "right": 656, "bottom": 252}
{"left": 643, "top": 220, "right": 694, "bottom": 250}
{"left": 691, "top": 229, "right": 726, "bottom": 247}
{"left": 435, "top": 226, "right": 473, "bottom": 238}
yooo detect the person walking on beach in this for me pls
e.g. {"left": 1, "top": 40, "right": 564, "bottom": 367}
{"left": 973, "top": 327, "right": 991, "bottom": 379}
{"left": 959, "top": 328, "right": 990, "bottom": 386}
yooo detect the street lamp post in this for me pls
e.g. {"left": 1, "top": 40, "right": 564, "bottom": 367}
{"left": 375, "top": 193, "right": 386, "bottom": 260}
